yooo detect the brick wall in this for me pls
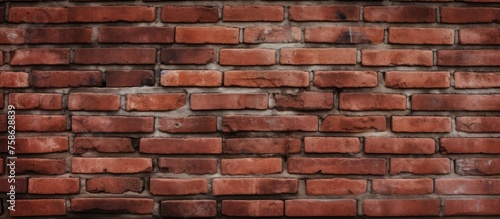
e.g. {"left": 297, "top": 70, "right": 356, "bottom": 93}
{"left": 0, "top": 0, "right": 499, "bottom": 217}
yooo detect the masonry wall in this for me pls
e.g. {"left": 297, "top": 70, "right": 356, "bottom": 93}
{"left": 0, "top": 0, "right": 499, "bottom": 217}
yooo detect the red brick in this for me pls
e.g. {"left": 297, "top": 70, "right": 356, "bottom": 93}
{"left": 436, "top": 179, "right": 500, "bottom": 195}
{"left": 385, "top": 71, "right": 450, "bottom": 88}
{"left": 158, "top": 158, "right": 217, "bottom": 174}
{"left": 16, "top": 158, "right": 66, "bottom": 175}
{"left": 362, "top": 49, "right": 433, "bottom": 66}
{"left": 29, "top": 177, "right": 79, "bottom": 194}
{"left": 140, "top": 138, "right": 222, "bottom": 154}
{"left": 72, "top": 116, "right": 154, "bottom": 133}
{"left": 191, "top": 93, "right": 268, "bottom": 110}
{"left": 307, "top": 179, "right": 366, "bottom": 195}
{"left": 440, "top": 138, "right": 500, "bottom": 154}
{"left": 222, "top": 115, "right": 317, "bottom": 132}
{"left": 99, "top": 27, "right": 174, "bottom": 43}
{"left": 412, "top": 94, "right": 500, "bottom": 111}
{"left": 72, "top": 158, "right": 152, "bottom": 173}
{"left": 441, "top": 7, "right": 499, "bottom": 23}
{"left": 389, "top": 27, "right": 454, "bottom": 45}
{"left": 106, "top": 70, "right": 154, "bottom": 87}
{"left": 0, "top": 115, "right": 5, "bottom": 132}
{"left": 438, "top": 50, "right": 500, "bottom": 66}
{"left": 222, "top": 158, "right": 282, "bottom": 175}
{"left": 340, "top": 93, "right": 406, "bottom": 111}
{"left": 222, "top": 200, "right": 283, "bottom": 217}
{"left": 68, "top": 93, "right": 120, "bottom": 111}
{"left": 161, "top": 6, "right": 218, "bottom": 23}
{"left": 459, "top": 28, "right": 500, "bottom": 45}
{"left": 289, "top": 5, "right": 359, "bottom": 21}
{"left": 212, "top": 178, "right": 298, "bottom": 195}
{"left": 392, "top": 116, "right": 451, "bottom": 133}
{"left": 305, "top": 27, "right": 384, "bottom": 44}
{"left": 161, "top": 48, "right": 215, "bottom": 64}
{"left": 10, "top": 199, "right": 66, "bottom": 216}
{"left": 365, "top": 137, "right": 435, "bottom": 154}
{"left": 0, "top": 28, "right": 25, "bottom": 44}
{"left": 150, "top": 178, "right": 207, "bottom": 195}
{"left": 0, "top": 72, "right": 28, "bottom": 88}
{"left": 220, "top": 49, "right": 276, "bottom": 65}
{"left": 372, "top": 178, "right": 433, "bottom": 195}
{"left": 161, "top": 70, "right": 222, "bottom": 87}
{"left": 16, "top": 115, "right": 66, "bottom": 132}
{"left": 281, "top": 48, "right": 356, "bottom": 65}
{"left": 364, "top": 6, "right": 435, "bottom": 22}
{"left": 176, "top": 26, "right": 239, "bottom": 44}
{"left": 126, "top": 93, "right": 186, "bottom": 111}
{"left": 288, "top": 158, "right": 386, "bottom": 175}
{"left": 0, "top": 93, "right": 3, "bottom": 109}
{"left": 454, "top": 72, "right": 500, "bottom": 89}
{"left": 74, "top": 48, "right": 156, "bottom": 64}
{"left": 68, "top": 6, "right": 155, "bottom": 22}
{"left": 0, "top": 177, "right": 27, "bottom": 193}
{"left": 244, "top": 26, "right": 301, "bottom": 43}
{"left": 224, "top": 138, "right": 301, "bottom": 154}
{"left": 456, "top": 158, "right": 500, "bottom": 175}
{"left": 224, "top": 70, "right": 309, "bottom": 87}
{"left": 2, "top": 137, "right": 68, "bottom": 154}
{"left": 314, "top": 71, "right": 378, "bottom": 88}
{"left": 11, "top": 48, "right": 70, "bottom": 65}
{"left": 73, "top": 137, "right": 134, "bottom": 154}
{"left": 71, "top": 198, "right": 153, "bottom": 214}
{"left": 390, "top": 158, "right": 450, "bottom": 175}
{"left": 223, "top": 6, "right": 284, "bottom": 21}
{"left": 9, "top": 7, "right": 68, "bottom": 23}
{"left": 363, "top": 199, "right": 440, "bottom": 216}
{"left": 26, "top": 27, "right": 92, "bottom": 44}
{"left": 86, "top": 177, "right": 143, "bottom": 194}
{"left": 159, "top": 116, "right": 216, "bottom": 133}
{"left": 304, "top": 137, "right": 360, "bottom": 153}
{"left": 162, "top": 200, "right": 216, "bottom": 217}
{"left": 320, "top": 116, "right": 386, "bottom": 132}
{"left": 32, "top": 70, "right": 102, "bottom": 88}
{"left": 9, "top": 93, "right": 62, "bottom": 110}
{"left": 444, "top": 199, "right": 500, "bottom": 216}
{"left": 285, "top": 199, "right": 356, "bottom": 217}
{"left": 456, "top": 117, "right": 500, "bottom": 133}
{"left": 275, "top": 92, "right": 333, "bottom": 110}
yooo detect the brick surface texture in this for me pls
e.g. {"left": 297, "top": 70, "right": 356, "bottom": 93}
{"left": 0, "top": 0, "right": 499, "bottom": 217}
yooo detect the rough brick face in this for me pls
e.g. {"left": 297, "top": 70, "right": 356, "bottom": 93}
{"left": 4, "top": 0, "right": 500, "bottom": 217}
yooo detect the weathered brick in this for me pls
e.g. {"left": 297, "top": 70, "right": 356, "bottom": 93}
{"left": 16, "top": 115, "right": 67, "bottom": 132}
{"left": 161, "top": 48, "right": 215, "bottom": 64}
{"left": 372, "top": 178, "right": 433, "bottom": 195}
{"left": 159, "top": 116, "right": 217, "bottom": 133}
{"left": 314, "top": 71, "right": 378, "bottom": 88}
{"left": 438, "top": 50, "right": 500, "bottom": 66}
{"left": 74, "top": 48, "right": 156, "bottom": 64}
{"left": 320, "top": 116, "right": 386, "bottom": 132}
{"left": 440, "top": 138, "right": 500, "bottom": 154}
{"left": 222, "top": 200, "right": 283, "bottom": 217}
{"left": 0, "top": 28, "right": 25, "bottom": 44}
{"left": 86, "top": 177, "right": 143, "bottom": 194}
{"left": 176, "top": 26, "right": 239, "bottom": 44}
{"left": 158, "top": 158, "right": 217, "bottom": 174}
{"left": 364, "top": 6, "right": 436, "bottom": 23}
{"left": 436, "top": 179, "right": 500, "bottom": 194}
{"left": 106, "top": 70, "right": 154, "bottom": 87}
{"left": 275, "top": 92, "right": 333, "bottom": 110}
{"left": 224, "top": 138, "right": 301, "bottom": 154}
{"left": 73, "top": 137, "right": 134, "bottom": 154}
{"left": 221, "top": 158, "right": 282, "bottom": 175}
{"left": 444, "top": 199, "right": 500, "bottom": 216}
{"left": 32, "top": 70, "right": 102, "bottom": 88}
{"left": 223, "top": 6, "right": 284, "bottom": 21}
{"left": 161, "top": 6, "right": 218, "bottom": 23}
{"left": 454, "top": 72, "right": 500, "bottom": 89}
{"left": 389, "top": 27, "right": 454, "bottom": 45}
{"left": 16, "top": 158, "right": 66, "bottom": 175}
{"left": 2, "top": 137, "right": 68, "bottom": 154}
{"left": 0, "top": 72, "right": 29, "bottom": 88}
{"left": 212, "top": 178, "right": 298, "bottom": 195}
{"left": 126, "top": 94, "right": 186, "bottom": 111}
{"left": 455, "top": 158, "right": 500, "bottom": 175}
{"left": 362, "top": 49, "right": 433, "bottom": 66}
{"left": 307, "top": 179, "right": 366, "bottom": 195}
{"left": 11, "top": 48, "right": 70, "bottom": 65}
{"left": 363, "top": 199, "right": 440, "bottom": 216}
{"left": 191, "top": 93, "right": 268, "bottom": 110}
{"left": 459, "top": 28, "right": 500, "bottom": 44}
{"left": 340, "top": 93, "right": 406, "bottom": 111}
{"left": 220, "top": 49, "right": 276, "bottom": 65}
{"left": 26, "top": 27, "right": 92, "bottom": 44}
{"left": 285, "top": 199, "right": 356, "bottom": 217}
{"left": 72, "top": 158, "right": 152, "bottom": 173}
{"left": 68, "top": 6, "right": 155, "bottom": 22}
{"left": 456, "top": 117, "right": 500, "bottom": 133}
{"left": 222, "top": 115, "right": 318, "bottom": 132}
{"left": 161, "top": 70, "right": 222, "bottom": 87}
{"left": 71, "top": 198, "right": 153, "bottom": 214}
{"left": 385, "top": 71, "right": 450, "bottom": 88}
{"left": 10, "top": 199, "right": 66, "bottom": 216}
{"left": 9, "top": 7, "right": 68, "bottom": 23}
{"left": 140, "top": 138, "right": 222, "bottom": 154}
{"left": 441, "top": 7, "right": 499, "bottom": 23}
{"left": 224, "top": 70, "right": 309, "bottom": 87}
{"left": 306, "top": 27, "right": 384, "bottom": 44}
{"left": 72, "top": 116, "right": 154, "bottom": 133}
{"left": 281, "top": 48, "right": 357, "bottom": 65}
{"left": 392, "top": 116, "right": 451, "bottom": 133}
{"left": 29, "top": 177, "right": 79, "bottom": 194}
{"left": 288, "top": 158, "right": 386, "bottom": 175}
{"left": 412, "top": 94, "right": 500, "bottom": 111}
{"left": 150, "top": 178, "right": 207, "bottom": 195}
{"left": 162, "top": 200, "right": 216, "bottom": 217}
{"left": 289, "top": 5, "right": 359, "bottom": 21}
{"left": 68, "top": 93, "right": 121, "bottom": 111}
{"left": 244, "top": 26, "right": 301, "bottom": 43}
{"left": 304, "top": 137, "right": 360, "bottom": 153}
{"left": 365, "top": 137, "right": 435, "bottom": 154}
{"left": 9, "top": 93, "right": 62, "bottom": 110}
{"left": 391, "top": 158, "right": 450, "bottom": 175}
{"left": 99, "top": 27, "right": 174, "bottom": 43}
